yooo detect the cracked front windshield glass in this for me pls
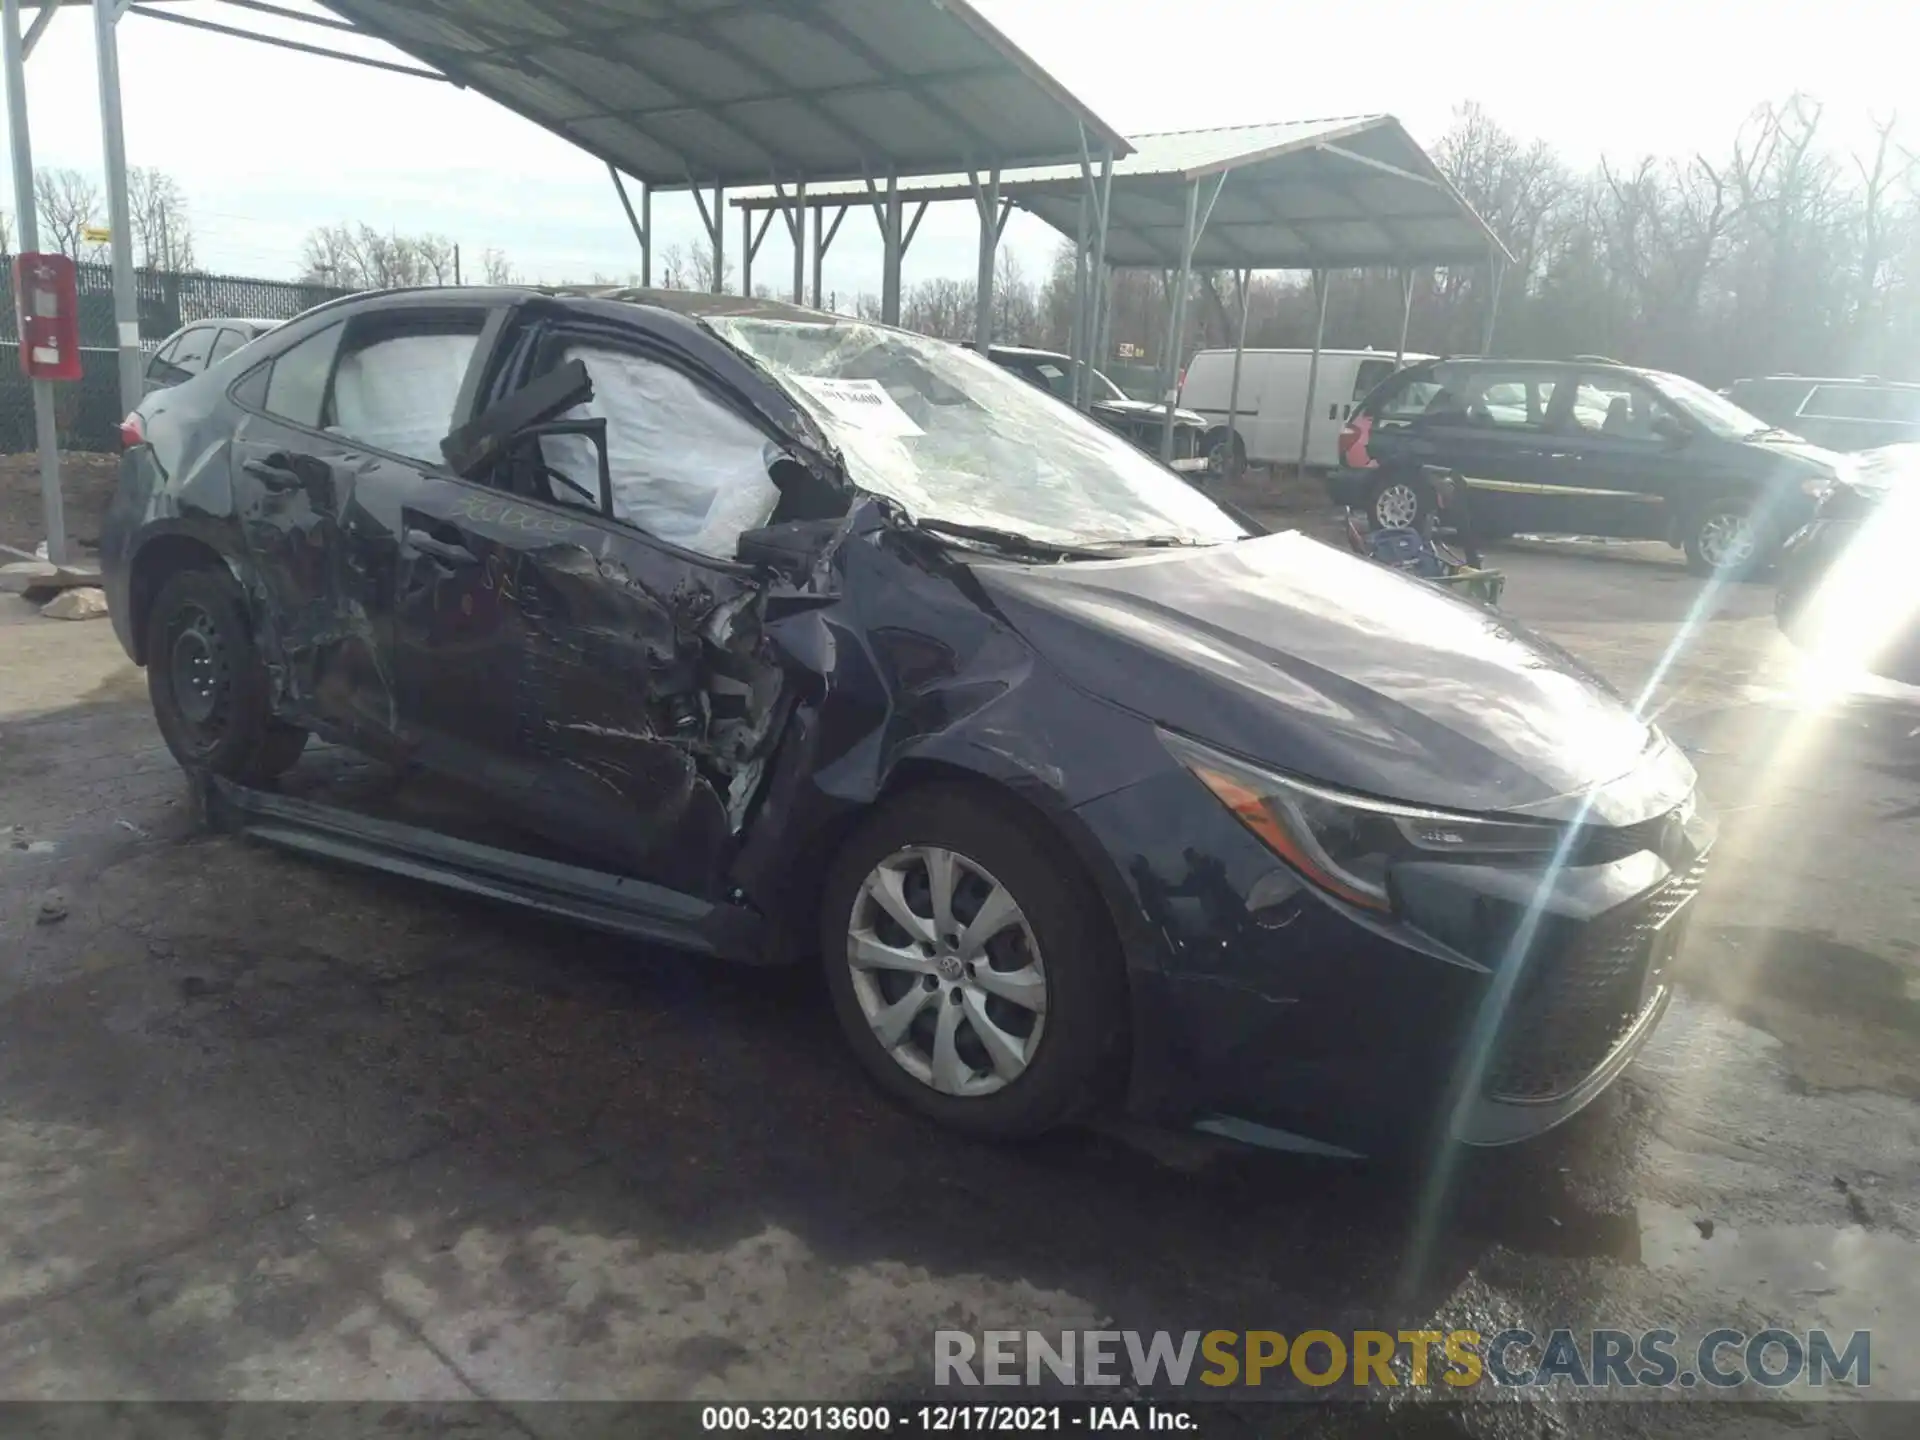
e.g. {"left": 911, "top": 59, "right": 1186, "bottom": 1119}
{"left": 708, "top": 317, "right": 1248, "bottom": 549}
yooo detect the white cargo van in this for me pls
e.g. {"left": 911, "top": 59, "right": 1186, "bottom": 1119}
{"left": 1179, "top": 348, "right": 1432, "bottom": 470}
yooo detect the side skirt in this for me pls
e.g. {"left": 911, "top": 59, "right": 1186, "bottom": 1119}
{"left": 199, "top": 776, "right": 769, "bottom": 963}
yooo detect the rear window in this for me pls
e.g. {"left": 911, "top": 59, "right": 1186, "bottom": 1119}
{"left": 1364, "top": 364, "right": 1556, "bottom": 430}
{"left": 1728, "top": 378, "right": 1813, "bottom": 420}
{"left": 1803, "top": 385, "right": 1920, "bottom": 422}
{"left": 1352, "top": 358, "right": 1396, "bottom": 401}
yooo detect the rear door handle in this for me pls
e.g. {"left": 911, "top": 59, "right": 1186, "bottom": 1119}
{"left": 241, "top": 454, "right": 303, "bottom": 492}
{"left": 405, "top": 529, "right": 477, "bottom": 567}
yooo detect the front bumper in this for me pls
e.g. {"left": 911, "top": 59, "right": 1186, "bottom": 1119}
{"left": 1075, "top": 770, "right": 1708, "bottom": 1159}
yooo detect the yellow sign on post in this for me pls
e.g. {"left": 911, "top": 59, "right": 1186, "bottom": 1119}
{"left": 82, "top": 225, "right": 111, "bottom": 245}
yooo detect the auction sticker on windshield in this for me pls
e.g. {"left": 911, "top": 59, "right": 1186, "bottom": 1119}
{"left": 791, "top": 376, "right": 924, "bottom": 438}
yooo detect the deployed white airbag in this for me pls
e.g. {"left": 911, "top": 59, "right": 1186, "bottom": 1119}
{"left": 331, "top": 331, "right": 478, "bottom": 464}
{"left": 543, "top": 345, "right": 779, "bottom": 557}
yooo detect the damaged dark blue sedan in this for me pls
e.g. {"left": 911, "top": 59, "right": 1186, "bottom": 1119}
{"left": 100, "top": 287, "right": 1711, "bottom": 1159}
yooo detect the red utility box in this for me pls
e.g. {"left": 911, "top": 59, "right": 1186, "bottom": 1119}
{"left": 12, "top": 253, "right": 82, "bottom": 382}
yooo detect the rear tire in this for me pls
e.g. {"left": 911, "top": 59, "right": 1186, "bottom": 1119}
{"left": 1684, "top": 498, "right": 1768, "bottom": 579}
{"left": 1368, "top": 471, "right": 1430, "bottom": 531}
{"left": 819, "top": 785, "right": 1126, "bottom": 1139}
{"left": 145, "top": 566, "right": 308, "bottom": 783}
{"left": 1204, "top": 428, "right": 1246, "bottom": 478}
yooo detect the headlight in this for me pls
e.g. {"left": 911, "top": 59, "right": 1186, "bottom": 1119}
{"left": 1160, "top": 730, "right": 1561, "bottom": 911}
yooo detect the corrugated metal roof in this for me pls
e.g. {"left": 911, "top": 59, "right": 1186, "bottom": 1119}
{"left": 735, "top": 116, "right": 1509, "bottom": 270}
{"left": 319, "top": 0, "right": 1131, "bottom": 190}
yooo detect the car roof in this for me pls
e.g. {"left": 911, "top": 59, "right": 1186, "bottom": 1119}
{"left": 1733, "top": 374, "right": 1920, "bottom": 390}
{"left": 983, "top": 344, "right": 1070, "bottom": 363}
{"left": 285, "top": 283, "right": 856, "bottom": 334}
{"left": 1192, "top": 347, "right": 1407, "bottom": 360}
{"left": 1408, "top": 356, "right": 1654, "bottom": 380}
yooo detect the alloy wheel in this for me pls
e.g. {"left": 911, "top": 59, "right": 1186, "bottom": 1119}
{"left": 1375, "top": 482, "right": 1420, "bottom": 529}
{"left": 1697, "top": 512, "right": 1756, "bottom": 570}
{"left": 845, "top": 846, "right": 1049, "bottom": 1098}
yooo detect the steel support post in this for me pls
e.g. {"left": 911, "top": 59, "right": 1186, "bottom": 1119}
{"left": 740, "top": 205, "right": 753, "bottom": 297}
{"left": 1481, "top": 251, "right": 1505, "bottom": 355}
{"left": 1157, "top": 172, "right": 1229, "bottom": 462}
{"left": 1070, "top": 190, "right": 1089, "bottom": 405}
{"left": 971, "top": 167, "right": 1001, "bottom": 356}
{"left": 1157, "top": 180, "right": 1201, "bottom": 463}
{"left": 812, "top": 204, "right": 826, "bottom": 310}
{"left": 1395, "top": 267, "right": 1416, "bottom": 367}
{"left": 1080, "top": 148, "right": 1113, "bottom": 411}
{"left": 882, "top": 172, "right": 902, "bottom": 325}
{"left": 1094, "top": 261, "right": 1116, "bottom": 401}
{"left": 4, "top": 0, "right": 64, "bottom": 564}
{"left": 640, "top": 183, "right": 652, "bottom": 287}
{"left": 1223, "top": 268, "right": 1251, "bottom": 478}
{"left": 809, "top": 206, "right": 849, "bottom": 311}
{"left": 789, "top": 183, "right": 805, "bottom": 304}
{"left": 93, "top": 0, "right": 142, "bottom": 419}
{"left": 1296, "top": 269, "right": 1331, "bottom": 477}
{"left": 710, "top": 184, "right": 725, "bottom": 292}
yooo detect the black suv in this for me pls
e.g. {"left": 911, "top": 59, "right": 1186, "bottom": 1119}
{"left": 1334, "top": 358, "right": 1846, "bottom": 574}
{"left": 1723, "top": 376, "right": 1920, "bottom": 454}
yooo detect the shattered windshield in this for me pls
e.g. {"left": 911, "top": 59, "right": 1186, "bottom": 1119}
{"left": 707, "top": 318, "right": 1248, "bottom": 549}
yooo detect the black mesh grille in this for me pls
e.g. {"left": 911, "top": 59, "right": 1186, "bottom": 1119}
{"left": 1485, "top": 853, "right": 1709, "bottom": 1102}
{"left": 1568, "top": 809, "right": 1686, "bottom": 865}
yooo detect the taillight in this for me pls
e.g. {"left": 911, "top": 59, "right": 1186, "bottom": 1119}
{"left": 119, "top": 412, "right": 145, "bottom": 449}
{"left": 1177, "top": 367, "right": 1187, "bottom": 398}
{"left": 1340, "top": 413, "right": 1375, "bottom": 467}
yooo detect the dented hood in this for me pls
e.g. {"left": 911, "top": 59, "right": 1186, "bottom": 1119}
{"left": 971, "top": 530, "right": 1687, "bottom": 823}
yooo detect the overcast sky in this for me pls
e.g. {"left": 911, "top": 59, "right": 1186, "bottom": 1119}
{"left": 4, "top": 0, "right": 1912, "bottom": 298}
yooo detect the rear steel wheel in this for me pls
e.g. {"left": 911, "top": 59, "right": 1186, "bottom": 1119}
{"left": 146, "top": 567, "right": 308, "bottom": 782}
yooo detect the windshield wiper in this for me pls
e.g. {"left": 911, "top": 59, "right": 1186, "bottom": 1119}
{"left": 1083, "top": 534, "right": 1210, "bottom": 550}
{"left": 913, "top": 517, "right": 1109, "bottom": 561}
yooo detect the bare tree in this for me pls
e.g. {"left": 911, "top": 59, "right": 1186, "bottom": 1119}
{"left": 299, "top": 223, "right": 467, "bottom": 289}
{"left": 992, "top": 248, "right": 1038, "bottom": 342}
{"left": 902, "top": 277, "right": 976, "bottom": 340}
{"left": 480, "top": 247, "right": 518, "bottom": 285}
{"left": 34, "top": 168, "right": 104, "bottom": 261}
{"left": 127, "top": 166, "right": 197, "bottom": 271}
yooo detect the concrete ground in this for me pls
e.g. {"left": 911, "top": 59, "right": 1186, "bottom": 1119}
{"left": 2, "top": 525, "right": 1917, "bottom": 1435}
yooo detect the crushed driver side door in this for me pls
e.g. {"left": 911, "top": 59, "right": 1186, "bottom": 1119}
{"left": 389, "top": 317, "right": 792, "bottom": 897}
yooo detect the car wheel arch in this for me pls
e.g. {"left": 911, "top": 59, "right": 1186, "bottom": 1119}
{"left": 128, "top": 529, "right": 249, "bottom": 666}
{"left": 760, "top": 752, "right": 1149, "bottom": 984}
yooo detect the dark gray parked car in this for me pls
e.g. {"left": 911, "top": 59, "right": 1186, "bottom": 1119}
{"left": 144, "top": 318, "right": 281, "bottom": 396}
{"left": 972, "top": 344, "right": 1213, "bottom": 476}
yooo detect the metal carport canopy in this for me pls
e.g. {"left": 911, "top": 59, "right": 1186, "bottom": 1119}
{"left": 737, "top": 115, "right": 1513, "bottom": 464}
{"left": 738, "top": 115, "right": 1505, "bottom": 270}
{"left": 316, "top": 0, "right": 1131, "bottom": 189}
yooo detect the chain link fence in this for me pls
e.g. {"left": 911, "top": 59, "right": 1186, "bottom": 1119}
{"left": 0, "top": 257, "right": 352, "bottom": 454}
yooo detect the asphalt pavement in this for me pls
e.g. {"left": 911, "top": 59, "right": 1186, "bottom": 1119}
{"left": 1, "top": 530, "right": 1916, "bottom": 1436}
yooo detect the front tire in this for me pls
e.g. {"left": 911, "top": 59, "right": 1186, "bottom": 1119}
{"left": 146, "top": 566, "right": 308, "bottom": 782}
{"left": 820, "top": 786, "right": 1125, "bottom": 1139}
{"left": 1368, "top": 471, "right": 1430, "bottom": 531}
